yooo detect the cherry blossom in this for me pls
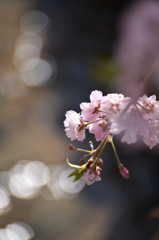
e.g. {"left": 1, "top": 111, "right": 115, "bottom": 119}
{"left": 64, "top": 110, "right": 86, "bottom": 141}
{"left": 64, "top": 0, "right": 159, "bottom": 186}
{"left": 138, "top": 95, "right": 159, "bottom": 120}
{"left": 88, "top": 121, "right": 109, "bottom": 141}
{"left": 111, "top": 105, "right": 145, "bottom": 144}
{"left": 64, "top": 90, "right": 159, "bottom": 185}
{"left": 81, "top": 168, "right": 101, "bottom": 185}
{"left": 141, "top": 120, "right": 159, "bottom": 149}
{"left": 101, "top": 94, "right": 130, "bottom": 119}
{"left": 64, "top": 91, "right": 159, "bottom": 148}
{"left": 80, "top": 90, "right": 103, "bottom": 121}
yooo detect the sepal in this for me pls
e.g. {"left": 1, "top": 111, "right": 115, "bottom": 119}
{"left": 67, "top": 158, "right": 87, "bottom": 182}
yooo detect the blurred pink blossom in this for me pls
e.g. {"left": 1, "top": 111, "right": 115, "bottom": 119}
{"left": 114, "top": 0, "right": 159, "bottom": 95}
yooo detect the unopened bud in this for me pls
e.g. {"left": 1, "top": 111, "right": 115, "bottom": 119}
{"left": 119, "top": 164, "right": 129, "bottom": 179}
{"left": 86, "top": 159, "right": 93, "bottom": 168}
{"left": 89, "top": 141, "right": 94, "bottom": 150}
{"left": 68, "top": 144, "right": 76, "bottom": 151}
{"left": 97, "top": 158, "right": 103, "bottom": 167}
{"left": 95, "top": 166, "right": 102, "bottom": 176}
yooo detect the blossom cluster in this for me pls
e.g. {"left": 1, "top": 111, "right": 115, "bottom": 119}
{"left": 64, "top": 90, "right": 159, "bottom": 148}
{"left": 64, "top": 90, "right": 159, "bottom": 185}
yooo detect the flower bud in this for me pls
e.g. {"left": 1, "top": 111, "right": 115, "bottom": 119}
{"left": 89, "top": 141, "right": 94, "bottom": 150}
{"left": 97, "top": 158, "right": 103, "bottom": 167}
{"left": 86, "top": 159, "right": 93, "bottom": 168}
{"left": 119, "top": 164, "right": 129, "bottom": 179}
{"left": 68, "top": 144, "right": 77, "bottom": 151}
{"left": 95, "top": 166, "right": 102, "bottom": 176}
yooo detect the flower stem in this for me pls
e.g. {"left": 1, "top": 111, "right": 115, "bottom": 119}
{"left": 109, "top": 136, "right": 122, "bottom": 167}
{"left": 93, "top": 136, "right": 109, "bottom": 167}
{"left": 83, "top": 119, "right": 103, "bottom": 127}
{"left": 76, "top": 148, "right": 92, "bottom": 154}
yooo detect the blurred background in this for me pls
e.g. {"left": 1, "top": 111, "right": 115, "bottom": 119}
{"left": 0, "top": 0, "right": 158, "bottom": 239}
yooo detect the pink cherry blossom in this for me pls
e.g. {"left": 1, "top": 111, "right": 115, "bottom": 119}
{"left": 122, "top": 109, "right": 145, "bottom": 144}
{"left": 88, "top": 121, "right": 109, "bottom": 141}
{"left": 111, "top": 105, "right": 146, "bottom": 144}
{"left": 110, "top": 95, "right": 159, "bottom": 148}
{"left": 138, "top": 95, "right": 159, "bottom": 120}
{"left": 90, "top": 90, "right": 103, "bottom": 107}
{"left": 81, "top": 169, "right": 101, "bottom": 185}
{"left": 141, "top": 120, "right": 159, "bottom": 149}
{"left": 103, "top": 93, "right": 125, "bottom": 106}
{"left": 137, "top": 95, "right": 159, "bottom": 148}
{"left": 101, "top": 93, "right": 130, "bottom": 118}
{"left": 80, "top": 90, "right": 104, "bottom": 121}
{"left": 142, "top": 131, "right": 159, "bottom": 149}
{"left": 64, "top": 110, "right": 86, "bottom": 141}
{"left": 138, "top": 95, "right": 157, "bottom": 108}
{"left": 64, "top": 90, "right": 159, "bottom": 149}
